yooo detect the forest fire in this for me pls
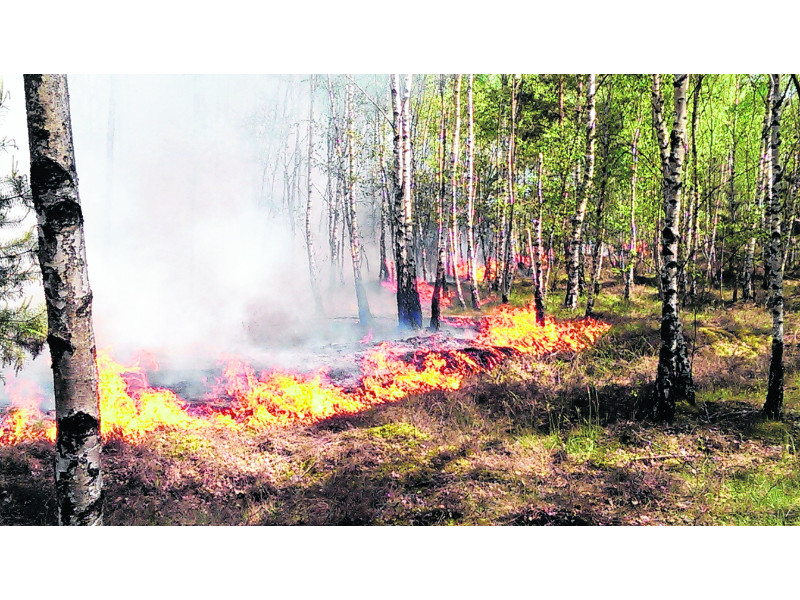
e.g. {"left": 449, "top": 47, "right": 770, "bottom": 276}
{"left": 0, "top": 306, "right": 610, "bottom": 446}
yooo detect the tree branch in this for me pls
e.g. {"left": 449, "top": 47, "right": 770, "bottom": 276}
{"left": 344, "top": 75, "right": 394, "bottom": 130}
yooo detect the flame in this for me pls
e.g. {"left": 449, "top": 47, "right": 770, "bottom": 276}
{"left": 222, "top": 360, "right": 364, "bottom": 430}
{"left": 0, "top": 378, "right": 56, "bottom": 444}
{"left": 475, "top": 306, "right": 611, "bottom": 355}
{"left": 0, "top": 306, "right": 610, "bottom": 445}
{"left": 476, "top": 258, "right": 497, "bottom": 283}
{"left": 96, "top": 351, "right": 210, "bottom": 443}
{"left": 380, "top": 278, "right": 454, "bottom": 307}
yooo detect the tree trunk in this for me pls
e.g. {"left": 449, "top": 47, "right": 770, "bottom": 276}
{"left": 651, "top": 74, "right": 696, "bottom": 422}
{"left": 305, "top": 75, "right": 324, "bottom": 313}
{"left": 391, "top": 74, "right": 423, "bottom": 330}
{"left": 585, "top": 87, "right": 613, "bottom": 317}
{"left": 431, "top": 76, "right": 448, "bottom": 330}
{"left": 326, "top": 76, "right": 343, "bottom": 290}
{"left": 465, "top": 74, "right": 481, "bottom": 310}
{"left": 501, "top": 76, "right": 519, "bottom": 303}
{"left": 624, "top": 127, "right": 640, "bottom": 301}
{"left": 688, "top": 75, "right": 704, "bottom": 300}
{"left": 344, "top": 80, "right": 371, "bottom": 325}
{"left": 564, "top": 74, "right": 596, "bottom": 309}
{"left": 378, "top": 120, "right": 391, "bottom": 282}
{"left": 532, "top": 153, "right": 546, "bottom": 324}
{"left": 448, "top": 75, "right": 466, "bottom": 308}
{"left": 24, "top": 74, "right": 102, "bottom": 525}
{"left": 764, "top": 74, "right": 785, "bottom": 418}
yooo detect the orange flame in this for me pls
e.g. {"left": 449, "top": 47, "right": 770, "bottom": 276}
{"left": 0, "top": 306, "right": 610, "bottom": 445}
{"left": 0, "top": 378, "right": 56, "bottom": 444}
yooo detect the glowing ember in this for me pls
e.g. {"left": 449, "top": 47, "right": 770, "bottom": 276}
{"left": 0, "top": 306, "right": 610, "bottom": 445}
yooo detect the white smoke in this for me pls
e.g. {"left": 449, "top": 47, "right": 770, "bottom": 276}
{"left": 0, "top": 74, "right": 400, "bottom": 406}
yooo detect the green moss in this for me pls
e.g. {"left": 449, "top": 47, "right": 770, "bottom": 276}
{"left": 365, "top": 422, "right": 429, "bottom": 443}
{"left": 746, "top": 420, "right": 792, "bottom": 446}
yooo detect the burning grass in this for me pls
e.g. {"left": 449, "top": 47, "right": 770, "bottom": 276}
{"left": 0, "top": 304, "right": 610, "bottom": 446}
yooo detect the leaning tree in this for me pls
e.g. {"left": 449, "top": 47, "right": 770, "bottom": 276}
{"left": 24, "top": 74, "right": 102, "bottom": 525}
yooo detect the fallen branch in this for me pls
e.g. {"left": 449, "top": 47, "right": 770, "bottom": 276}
{"left": 630, "top": 453, "right": 700, "bottom": 462}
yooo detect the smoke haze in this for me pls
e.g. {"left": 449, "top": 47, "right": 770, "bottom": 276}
{"left": 0, "top": 74, "right": 396, "bottom": 407}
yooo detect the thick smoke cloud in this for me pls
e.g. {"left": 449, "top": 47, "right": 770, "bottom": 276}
{"left": 1, "top": 74, "right": 394, "bottom": 406}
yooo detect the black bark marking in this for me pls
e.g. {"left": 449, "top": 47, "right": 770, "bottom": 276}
{"left": 47, "top": 333, "right": 75, "bottom": 366}
{"left": 57, "top": 411, "right": 100, "bottom": 456}
{"left": 76, "top": 292, "right": 93, "bottom": 318}
{"left": 765, "top": 339, "right": 784, "bottom": 418}
{"left": 30, "top": 156, "right": 74, "bottom": 198}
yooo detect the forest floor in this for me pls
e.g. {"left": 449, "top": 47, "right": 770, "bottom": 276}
{"left": 3, "top": 277, "right": 800, "bottom": 525}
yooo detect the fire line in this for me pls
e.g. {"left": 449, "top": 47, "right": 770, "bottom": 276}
{"left": 0, "top": 305, "right": 610, "bottom": 446}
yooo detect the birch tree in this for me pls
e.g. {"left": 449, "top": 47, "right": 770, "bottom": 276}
{"left": 624, "top": 126, "right": 640, "bottom": 301}
{"left": 465, "top": 74, "right": 481, "bottom": 309}
{"left": 24, "top": 74, "right": 102, "bottom": 525}
{"left": 501, "top": 75, "right": 520, "bottom": 304}
{"left": 391, "top": 74, "right": 423, "bottom": 330}
{"left": 431, "top": 75, "right": 448, "bottom": 330}
{"left": 305, "top": 75, "right": 323, "bottom": 313}
{"left": 651, "top": 74, "right": 696, "bottom": 421}
{"left": 564, "top": 74, "right": 596, "bottom": 310}
{"left": 449, "top": 75, "right": 466, "bottom": 308}
{"left": 763, "top": 74, "right": 786, "bottom": 418}
{"left": 532, "top": 153, "right": 546, "bottom": 324}
{"left": 344, "top": 80, "right": 371, "bottom": 325}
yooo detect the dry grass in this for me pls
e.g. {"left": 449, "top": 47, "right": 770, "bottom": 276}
{"left": 3, "top": 277, "right": 800, "bottom": 525}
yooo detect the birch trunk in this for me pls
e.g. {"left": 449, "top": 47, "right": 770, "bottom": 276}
{"left": 326, "top": 76, "right": 343, "bottom": 289}
{"left": 305, "top": 75, "right": 324, "bottom": 312}
{"left": 651, "top": 74, "right": 695, "bottom": 421}
{"left": 448, "top": 75, "right": 466, "bottom": 308}
{"left": 391, "top": 74, "right": 422, "bottom": 329}
{"left": 564, "top": 74, "right": 596, "bottom": 309}
{"left": 532, "top": 153, "right": 546, "bottom": 324}
{"left": 764, "top": 74, "right": 785, "bottom": 418}
{"left": 431, "top": 76, "right": 448, "bottom": 330}
{"left": 502, "top": 75, "right": 519, "bottom": 304}
{"left": 465, "top": 74, "right": 481, "bottom": 309}
{"left": 344, "top": 80, "right": 371, "bottom": 325}
{"left": 24, "top": 74, "right": 102, "bottom": 525}
{"left": 624, "top": 127, "right": 640, "bottom": 301}
{"left": 585, "top": 90, "right": 613, "bottom": 317}
{"left": 688, "top": 75, "right": 704, "bottom": 300}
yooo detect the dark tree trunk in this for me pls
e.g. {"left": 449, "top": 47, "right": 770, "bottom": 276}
{"left": 24, "top": 74, "right": 102, "bottom": 525}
